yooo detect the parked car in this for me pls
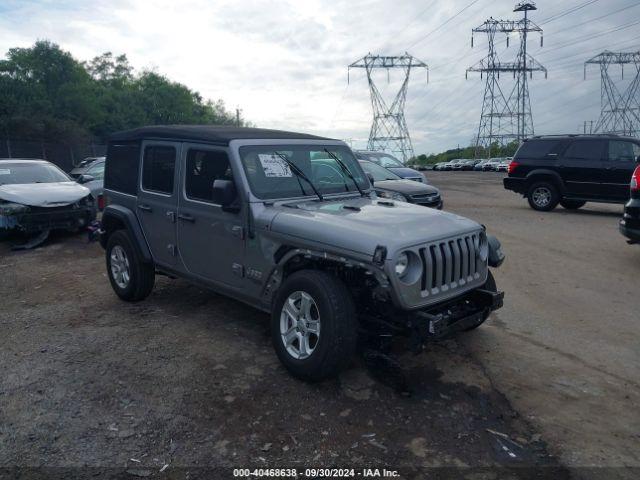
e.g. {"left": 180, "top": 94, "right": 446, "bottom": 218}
{"left": 482, "top": 158, "right": 503, "bottom": 171}
{"left": 0, "top": 159, "right": 96, "bottom": 248}
{"left": 70, "top": 156, "right": 105, "bottom": 177}
{"left": 458, "top": 159, "right": 479, "bottom": 171}
{"left": 72, "top": 158, "right": 106, "bottom": 209}
{"left": 433, "top": 162, "right": 448, "bottom": 171}
{"left": 474, "top": 159, "right": 490, "bottom": 171}
{"left": 504, "top": 134, "right": 640, "bottom": 211}
{"left": 620, "top": 163, "right": 640, "bottom": 243}
{"left": 354, "top": 150, "right": 424, "bottom": 182}
{"left": 100, "top": 126, "right": 505, "bottom": 381}
{"left": 495, "top": 158, "right": 512, "bottom": 172}
{"left": 359, "top": 160, "right": 442, "bottom": 209}
{"left": 443, "top": 159, "right": 463, "bottom": 171}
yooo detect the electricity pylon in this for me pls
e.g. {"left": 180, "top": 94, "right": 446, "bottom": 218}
{"left": 349, "top": 53, "right": 428, "bottom": 162}
{"left": 467, "top": 2, "right": 546, "bottom": 158}
{"left": 584, "top": 50, "right": 640, "bottom": 137}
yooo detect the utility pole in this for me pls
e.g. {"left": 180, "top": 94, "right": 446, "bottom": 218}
{"left": 584, "top": 51, "right": 640, "bottom": 137}
{"left": 348, "top": 53, "right": 428, "bottom": 163}
{"left": 467, "top": 2, "right": 546, "bottom": 158}
{"left": 235, "top": 107, "right": 242, "bottom": 127}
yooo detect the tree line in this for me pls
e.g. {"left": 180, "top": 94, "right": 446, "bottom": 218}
{"left": 0, "top": 41, "right": 246, "bottom": 145}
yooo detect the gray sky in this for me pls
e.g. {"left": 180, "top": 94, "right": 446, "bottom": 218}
{"left": 1, "top": 0, "right": 639, "bottom": 154}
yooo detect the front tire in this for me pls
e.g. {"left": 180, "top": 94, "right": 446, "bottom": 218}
{"left": 527, "top": 181, "right": 559, "bottom": 211}
{"left": 271, "top": 270, "right": 358, "bottom": 381}
{"left": 106, "top": 230, "right": 155, "bottom": 302}
{"left": 560, "top": 200, "right": 586, "bottom": 210}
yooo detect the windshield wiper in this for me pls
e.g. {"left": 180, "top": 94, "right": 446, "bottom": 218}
{"left": 323, "top": 149, "right": 366, "bottom": 197}
{"left": 273, "top": 151, "right": 323, "bottom": 202}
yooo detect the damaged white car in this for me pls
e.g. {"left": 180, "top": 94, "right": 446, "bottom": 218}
{"left": 0, "top": 159, "right": 96, "bottom": 248}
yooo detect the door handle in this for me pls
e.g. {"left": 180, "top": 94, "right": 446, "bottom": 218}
{"left": 137, "top": 204, "right": 152, "bottom": 212}
{"left": 178, "top": 213, "right": 195, "bottom": 223}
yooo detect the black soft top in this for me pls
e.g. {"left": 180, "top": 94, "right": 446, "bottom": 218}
{"left": 109, "top": 125, "right": 333, "bottom": 145}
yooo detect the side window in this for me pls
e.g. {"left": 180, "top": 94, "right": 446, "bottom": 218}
{"left": 142, "top": 145, "right": 176, "bottom": 194}
{"left": 185, "top": 149, "right": 233, "bottom": 203}
{"left": 608, "top": 140, "right": 640, "bottom": 162}
{"left": 514, "top": 139, "right": 560, "bottom": 159}
{"left": 104, "top": 142, "right": 140, "bottom": 195}
{"left": 87, "top": 162, "right": 105, "bottom": 180}
{"left": 563, "top": 140, "right": 605, "bottom": 161}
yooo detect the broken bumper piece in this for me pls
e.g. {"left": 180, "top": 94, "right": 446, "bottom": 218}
{"left": 407, "top": 288, "right": 504, "bottom": 350}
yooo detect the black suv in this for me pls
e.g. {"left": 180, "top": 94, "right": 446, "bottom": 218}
{"left": 504, "top": 134, "right": 640, "bottom": 211}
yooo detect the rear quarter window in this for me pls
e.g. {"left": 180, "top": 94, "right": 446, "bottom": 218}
{"left": 514, "top": 139, "right": 560, "bottom": 159}
{"left": 104, "top": 142, "right": 140, "bottom": 195}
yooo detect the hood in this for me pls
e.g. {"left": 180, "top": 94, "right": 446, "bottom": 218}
{"left": 374, "top": 179, "right": 439, "bottom": 195}
{"left": 269, "top": 196, "right": 480, "bottom": 256}
{"left": 0, "top": 182, "right": 91, "bottom": 207}
{"left": 387, "top": 167, "right": 423, "bottom": 178}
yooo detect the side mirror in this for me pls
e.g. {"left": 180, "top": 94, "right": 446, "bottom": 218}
{"left": 77, "top": 174, "right": 94, "bottom": 184}
{"left": 366, "top": 173, "right": 375, "bottom": 185}
{"left": 212, "top": 179, "right": 237, "bottom": 208}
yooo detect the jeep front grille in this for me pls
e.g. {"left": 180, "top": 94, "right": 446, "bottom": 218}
{"left": 418, "top": 232, "right": 485, "bottom": 298}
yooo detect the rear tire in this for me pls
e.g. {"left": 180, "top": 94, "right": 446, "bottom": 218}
{"left": 560, "top": 200, "right": 586, "bottom": 210}
{"left": 271, "top": 270, "right": 358, "bottom": 381}
{"left": 106, "top": 230, "right": 155, "bottom": 302}
{"left": 527, "top": 181, "right": 559, "bottom": 211}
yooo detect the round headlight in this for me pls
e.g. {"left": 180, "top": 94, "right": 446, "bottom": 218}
{"left": 395, "top": 252, "right": 409, "bottom": 277}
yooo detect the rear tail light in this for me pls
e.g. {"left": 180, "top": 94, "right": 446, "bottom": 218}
{"left": 631, "top": 165, "right": 640, "bottom": 192}
{"left": 507, "top": 161, "right": 520, "bottom": 174}
{"left": 97, "top": 194, "right": 105, "bottom": 210}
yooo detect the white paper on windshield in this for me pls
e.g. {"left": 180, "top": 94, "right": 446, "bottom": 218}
{"left": 258, "top": 154, "right": 292, "bottom": 178}
{"left": 0, "top": 169, "right": 10, "bottom": 175}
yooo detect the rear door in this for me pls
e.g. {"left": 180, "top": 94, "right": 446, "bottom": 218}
{"left": 603, "top": 139, "right": 640, "bottom": 200}
{"left": 136, "top": 142, "right": 181, "bottom": 269}
{"left": 177, "top": 144, "right": 245, "bottom": 288}
{"left": 558, "top": 139, "right": 607, "bottom": 197}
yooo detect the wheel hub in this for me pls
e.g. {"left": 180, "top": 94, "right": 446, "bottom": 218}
{"left": 280, "top": 291, "right": 320, "bottom": 360}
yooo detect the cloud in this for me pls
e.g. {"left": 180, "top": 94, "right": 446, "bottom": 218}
{"left": 0, "top": 0, "right": 637, "bottom": 154}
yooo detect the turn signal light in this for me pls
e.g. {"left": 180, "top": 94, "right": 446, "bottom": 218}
{"left": 631, "top": 165, "right": 640, "bottom": 192}
{"left": 97, "top": 194, "right": 106, "bottom": 210}
{"left": 507, "top": 161, "right": 519, "bottom": 175}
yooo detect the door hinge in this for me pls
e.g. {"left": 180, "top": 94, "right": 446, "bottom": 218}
{"left": 167, "top": 244, "right": 177, "bottom": 256}
{"left": 232, "top": 263, "right": 244, "bottom": 277}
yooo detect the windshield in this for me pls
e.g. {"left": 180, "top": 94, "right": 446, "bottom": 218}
{"left": 0, "top": 162, "right": 70, "bottom": 185}
{"left": 239, "top": 145, "right": 369, "bottom": 200}
{"left": 361, "top": 153, "right": 404, "bottom": 168}
{"left": 359, "top": 160, "right": 401, "bottom": 182}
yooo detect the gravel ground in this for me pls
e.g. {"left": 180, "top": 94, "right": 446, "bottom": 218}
{"left": 1, "top": 171, "right": 632, "bottom": 479}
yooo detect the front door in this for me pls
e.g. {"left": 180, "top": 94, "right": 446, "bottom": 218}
{"left": 177, "top": 144, "right": 245, "bottom": 288}
{"left": 559, "top": 139, "right": 607, "bottom": 198}
{"left": 136, "top": 142, "right": 180, "bottom": 269}
{"left": 603, "top": 139, "right": 640, "bottom": 201}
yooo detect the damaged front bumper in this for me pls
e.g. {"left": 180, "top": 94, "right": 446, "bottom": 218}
{"left": 406, "top": 287, "right": 504, "bottom": 351}
{"left": 0, "top": 202, "right": 96, "bottom": 234}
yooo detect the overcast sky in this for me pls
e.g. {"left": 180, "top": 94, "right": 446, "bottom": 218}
{"left": 1, "top": 0, "right": 639, "bottom": 154}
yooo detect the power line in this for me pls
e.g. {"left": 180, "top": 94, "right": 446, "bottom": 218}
{"left": 540, "top": 19, "right": 640, "bottom": 55}
{"left": 538, "top": 0, "right": 600, "bottom": 25}
{"left": 406, "top": 0, "right": 483, "bottom": 50}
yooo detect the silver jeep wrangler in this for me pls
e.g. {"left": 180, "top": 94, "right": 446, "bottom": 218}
{"left": 100, "top": 126, "right": 504, "bottom": 380}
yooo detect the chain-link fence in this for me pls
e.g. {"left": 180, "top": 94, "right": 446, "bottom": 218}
{"left": 0, "top": 139, "right": 106, "bottom": 172}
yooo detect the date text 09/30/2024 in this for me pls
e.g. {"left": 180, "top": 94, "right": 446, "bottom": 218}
{"left": 233, "top": 468, "right": 400, "bottom": 478}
